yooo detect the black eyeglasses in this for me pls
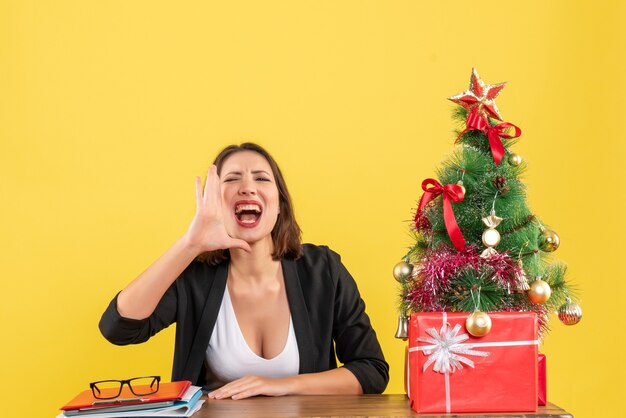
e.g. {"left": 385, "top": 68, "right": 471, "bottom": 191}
{"left": 89, "top": 376, "right": 161, "bottom": 400}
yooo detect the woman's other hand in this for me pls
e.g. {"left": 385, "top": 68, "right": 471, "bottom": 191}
{"left": 207, "top": 368, "right": 362, "bottom": 400}
{"left": 207, "top": 375, "right": 294, "bottom": 400}
{"left": 183, "top": 165, "right": 251, "bottom": 254}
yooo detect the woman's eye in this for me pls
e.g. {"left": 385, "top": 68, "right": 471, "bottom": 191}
{"left": 223, "top": 178, "right": 238, "bottom": 182}
{"left": 255, "top": 177, "right": 271, "bottom": 182}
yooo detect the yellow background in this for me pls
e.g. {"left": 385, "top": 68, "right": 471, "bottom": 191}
{"left": 1, "top": 1, "right": 624, "bottom": 417}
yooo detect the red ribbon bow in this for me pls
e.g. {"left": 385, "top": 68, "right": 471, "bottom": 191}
{"left": 457, "top": 109, "right": 522, "bottom": 166}
{"left": 486, "top": 123, "right": 522, "bottom": 166}
{"left": 415, "top": 179, "right": 466, "bottom": 251}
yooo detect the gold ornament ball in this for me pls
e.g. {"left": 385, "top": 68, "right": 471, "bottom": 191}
{"left": 539, "top": 229, "right": 560, "bottom": 252}
{"left": 466, "top": 311, "right": 492, "bottom": 337}
{"left": 558, "top": 301, "right": 583, "bottom": 325}
{"left": 482, "top": 228, "right": 501, "bottom": 247}
{"left": 393, "top": 261, "right": 413, "bottom": 282}
{"left": 508, "top": 153, "right": 523, "bottom": 166}
{"left": 528, "top": 279, "right": 552, "bottom": 304}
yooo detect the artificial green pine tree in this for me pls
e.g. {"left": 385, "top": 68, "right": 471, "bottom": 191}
{"left": 393, "top": 69, "right": 581, "bottom": 338}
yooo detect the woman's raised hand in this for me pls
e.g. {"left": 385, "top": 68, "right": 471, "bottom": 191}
{"left": 183, "top": 165, "right": 251, "bottom": 254}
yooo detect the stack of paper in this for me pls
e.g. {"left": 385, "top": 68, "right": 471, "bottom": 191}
{"left": 58, "top": 381, "right": 204, "bottom": 418}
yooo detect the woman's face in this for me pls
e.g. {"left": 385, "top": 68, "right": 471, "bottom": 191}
{"left": 220, "top": 151, "right": 280, "bottom": 246}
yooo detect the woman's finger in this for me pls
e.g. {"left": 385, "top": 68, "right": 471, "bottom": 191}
{"left": 202, "top": 165, "right": 214, "bottom": 201}
{"left": 231, "top": 388, "right": 259, "bottom": 400}
{"left": 228, "top": 238, "right": 252, "bottom": 253}
{"left": 203, "top": 165, "right": 221, "bottom": 204}
{"left": 208, "top": 379, "right": 247, "bottom": 399}
{"left": 195, "top": 176, "right": 202, "bottom": 208}
{"left": 224, "top": 378, "right": 262, "bottom": 399}
{"left": 208, "top": 376, "right": 283, "bottom": 400}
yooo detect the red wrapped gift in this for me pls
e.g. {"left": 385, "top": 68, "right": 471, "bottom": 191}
{"left": 408, "top": 311, "right": 538, "bottom": 414}
{"left": 538, "top": 353, "right": 547, "bottom": 406}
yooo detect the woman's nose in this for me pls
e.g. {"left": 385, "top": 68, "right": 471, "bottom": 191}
{"left": 238, "top": 178, "right": 257, "bottom": 195}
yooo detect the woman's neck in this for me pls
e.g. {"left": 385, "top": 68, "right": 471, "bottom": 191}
{"left": 229, "top": 237, "right": 280, "bottom": 285}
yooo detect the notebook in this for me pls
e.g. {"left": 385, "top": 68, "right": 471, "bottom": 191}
{"left": 60, "top": 380, "right": 192, "bottom": 411}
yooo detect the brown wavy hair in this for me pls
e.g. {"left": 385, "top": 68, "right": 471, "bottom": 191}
{"left": 198, "top": 142, "right": 303, "bottom": 265}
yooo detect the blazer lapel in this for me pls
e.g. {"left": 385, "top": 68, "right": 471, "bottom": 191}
{"left": 182, "top": 261, "right": 228, "bottom": 383}
{"left": 282, "top": 257, "right": 317, "bottom": 373}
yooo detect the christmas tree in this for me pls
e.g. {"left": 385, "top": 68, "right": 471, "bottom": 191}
{"left": 394, "top": 69, "right": 582, "bottom": 339}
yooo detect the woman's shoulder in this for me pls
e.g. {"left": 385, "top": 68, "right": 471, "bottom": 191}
{"left": 295, "top": 243, "right": 344, "bottom": 275}
{"left": 295, "top": 244, "right": 358, "bottom": 294}
{"left": 300, "top": 243, "right": 341, "bottom": 260}
{"left": 176, "top": 258, "right": 223, "bottom": 285}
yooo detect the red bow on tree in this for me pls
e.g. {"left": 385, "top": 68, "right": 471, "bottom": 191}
{"left": 414, "top": 179, "right": 466, "bottom": 251}
{"left": 457, "top": 109, "right": 522, "bottom": 166}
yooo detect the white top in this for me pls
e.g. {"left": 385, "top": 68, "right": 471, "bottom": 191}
{"left": 205, "top": 287, "right": 300, "bottom": 384}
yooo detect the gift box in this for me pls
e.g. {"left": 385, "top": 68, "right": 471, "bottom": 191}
{"left": 538, "top": 353, "right": 547, "bottom": 406}
{"left": 408, "top": 311, "right": 538, "bottom": 414}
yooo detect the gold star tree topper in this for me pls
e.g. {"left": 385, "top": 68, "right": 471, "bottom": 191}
{"left": 448, "top": 68, "right": 507, "bottom": 121}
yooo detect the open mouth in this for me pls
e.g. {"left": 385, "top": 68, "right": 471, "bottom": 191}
{"left": 234, "top": 201, "right": 263, "bottom": 227}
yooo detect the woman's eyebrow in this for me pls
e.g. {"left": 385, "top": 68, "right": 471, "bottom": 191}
{"left": 222, "top": 170, "right": 271, "bottom": 176}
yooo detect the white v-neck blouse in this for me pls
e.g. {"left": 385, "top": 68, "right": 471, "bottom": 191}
{"left": 204, "top": 287, "right": 300, "bottom": 384}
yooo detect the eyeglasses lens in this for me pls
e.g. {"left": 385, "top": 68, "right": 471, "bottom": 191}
{"left": 129, "top": 377, "right": 160, "bottom": 396}
{"left": 91, "top": 380, "right": 124, "bottom": 399}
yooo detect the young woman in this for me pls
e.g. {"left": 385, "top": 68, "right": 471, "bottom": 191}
{"left": 99, "top": 143, "right": 389, "bottom": 399}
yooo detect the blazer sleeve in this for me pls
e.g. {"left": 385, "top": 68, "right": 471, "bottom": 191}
{"left": 98, "top": 283, "right": 178, "bottom": 345}
{"left": 327, "top": 249, "right": 390, "bottom": 394}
